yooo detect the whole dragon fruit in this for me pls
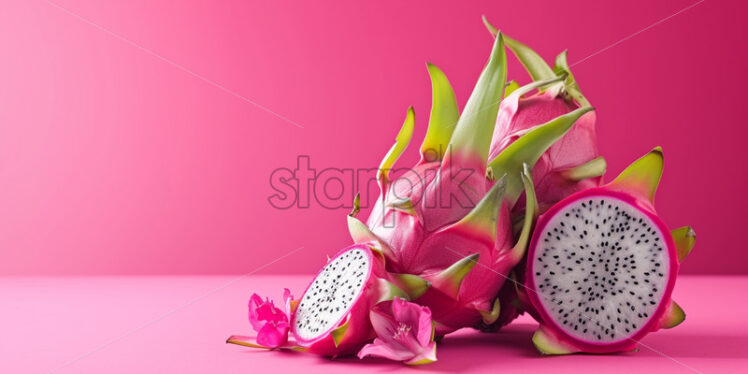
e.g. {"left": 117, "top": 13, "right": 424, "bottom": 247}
{"left": 478, "top": 19, "right": 606, "bottom": 332}
{"left": 348, "top": 33, "right": 595, "bottom": 335}
{"left": 524, "top": 147, "right": 694, "bottom": 354}
{"left": 483, "top": 16, "right": 605, "bottom": 214}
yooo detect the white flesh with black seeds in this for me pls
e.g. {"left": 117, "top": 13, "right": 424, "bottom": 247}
{"left": 533, "top": 196, "right": 670, "bottom": 343}
{"left": 294, "top": 249, "right": 370, "bottom": 341}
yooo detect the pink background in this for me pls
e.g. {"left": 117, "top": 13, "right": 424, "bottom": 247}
{"left": 0, "top": 0, "right": 745, "bottom": 275}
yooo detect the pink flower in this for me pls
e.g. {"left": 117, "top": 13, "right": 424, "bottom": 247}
{"left": 247, "top": 289, "right": 294, "bottom": 348}
{"left": 357, "top": 297, "right": 437, "bottom": 365}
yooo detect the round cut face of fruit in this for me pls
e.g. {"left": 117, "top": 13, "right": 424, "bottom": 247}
{"left": 293, "top": 249, "right": 371, "bottom": 341}
{"left": 532, "top": 196, "right": 670, "bottom": 343}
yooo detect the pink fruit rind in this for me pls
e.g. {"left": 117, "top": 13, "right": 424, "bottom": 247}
{"left": 525, "top": 187, "right": 679, "bottom": 353}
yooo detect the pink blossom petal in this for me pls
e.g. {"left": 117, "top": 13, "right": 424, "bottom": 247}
{"left": 255, "top": 301, "right": 288, "bottom": 324}
{"left": 247, "top": 294, "right": 265, "bottom": 331}
{"left": 283, "top": 288, "right": 294, "bottom": 316}
{"left": 391, "top": 297, "right": 432, "bottom": 347}
{"left": 366, "top": 298, "right": 436, "bottom": 362}
{"left": 247, "top": 291, "right": 292, "bottom": 347}
{"left": 256, "top": 321, "right": 290, "bottom": 348}
{"left": 357, "top": 338, "right": 414, "bottom": 362}
{"left": 414, "top": 308, "right": 433, "bottom": 347}
{"left": 369, "top": 305, "right": 399, "bottom": 346}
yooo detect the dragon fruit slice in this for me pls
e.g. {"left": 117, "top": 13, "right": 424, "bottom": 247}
{"left": 290, "top": 243, "right": 428, "bottom": 357}
{"left": 483, "top": 16, "right": 605, "bottom": 214}
{"left": 524, "top": 148, "right": 695, "bottom": 354}
{"left": 227, "top": 243, "right": 428, "bottom": 358}
{"left": 349, "top": 33, "right": 595, "bottom": 335}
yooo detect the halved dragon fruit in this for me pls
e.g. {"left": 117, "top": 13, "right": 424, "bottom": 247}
{"left": 348, "top": 33, "right": 595, "bottom": 335}
{"left": 290, "top": 244, "right": 382, "bottom": 356}
{"left": 524, "top": 148, "right": 695, "bottom": 354}
{"left": 291, "top": 244, "right": 429, "bottom": 356}
{"left": 228, "top": 243, "right": 428, "bottom": 358}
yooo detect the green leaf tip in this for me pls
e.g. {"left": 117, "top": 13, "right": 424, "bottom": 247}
{"left": 447, "top": 32, "right": 506, "bottom": 166}
{"left": 481, "top": 15, "right": 498, "bottom": 35}
{"left": 432, "top": 253, "right": 480, "bottom": 299}
{"left": 510, "top": 163, "right": 537, "bottom": 262}
{"left": 559, "top": 156, "right": 607, "bottom": 181}
{"left": 347, "top": 215, "right": 374, "bottom": 243}
{"left": 330, "top": 320, "right": 349, "bottom": 347}
{"left": 532, "top": 326, "right": 579, "bottom": 355}
{"left": 504, "top": 80, "right": 521, "bottom": 97}
{"left": 481, "top": 16, "right": 555, "bottom": 83}
{"left": 377, "top": 278, "right": 409, "bottom": 303}
{"left": 378, "top": 107, "right": 415, "bottom": 186}
{"left": 553, "top": 50, "right": 590, "bottom": 106}
{"left": 387, "top": 197, "right": 417, "bottom": 216}
{"left": 659, "top": 300, "right": 686, "bottom": 329}
{"left": 671, "top": 226, "right": 696, "bottom": 263}
{"left": 478, "top": 298, "right": 501, "bottom": 325}
{"left": 508, "top": 75, "right": 566, "bottom": 101}
{"left": 453, "top": 175, "right": 507, "bottom": 242}
{"left": 347, "top": 215, "right": 396, "bottom": 260}
{"left": 482, "top": 17, "right": 588, "bottom": 103}
{"left": 609, "top": 147, "right": 663, "bottom": 206}
{"left": 421, "top": 63, "right": 459, "bottom": 162}
{"left": 390, "top": 273, "right": 431, "bottom": 299}
{"left": 349, "top": 192, "right": 361, "bottom": 217}
{"left": 487, "top": 106, "right": 595, "bottom": 206}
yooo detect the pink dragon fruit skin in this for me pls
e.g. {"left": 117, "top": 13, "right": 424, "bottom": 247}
{"left": 349, "top": 33, "right": 595, "bottom": 335}
{"left": 524, "top": 148, "right": 694, "bottom": 354}
{"left": 488, "top": 90, "right": 601, "bottom": 214}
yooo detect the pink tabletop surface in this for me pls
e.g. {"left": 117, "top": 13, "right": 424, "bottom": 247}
{"left": 2, "top": 275, "right": 746, "bottom": 373}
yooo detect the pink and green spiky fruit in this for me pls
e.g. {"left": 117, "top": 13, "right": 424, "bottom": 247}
{"left": 483, "top": 16, "right": 605, "bottom": 215}
{"left": 228, "top": 243, "right": 429, "bottom": 358}
{"left": 348, "top": 33, "right": 595, "bottom": 335}
{"left": 524, "top": 147, "right": 695, "bottom": 354}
